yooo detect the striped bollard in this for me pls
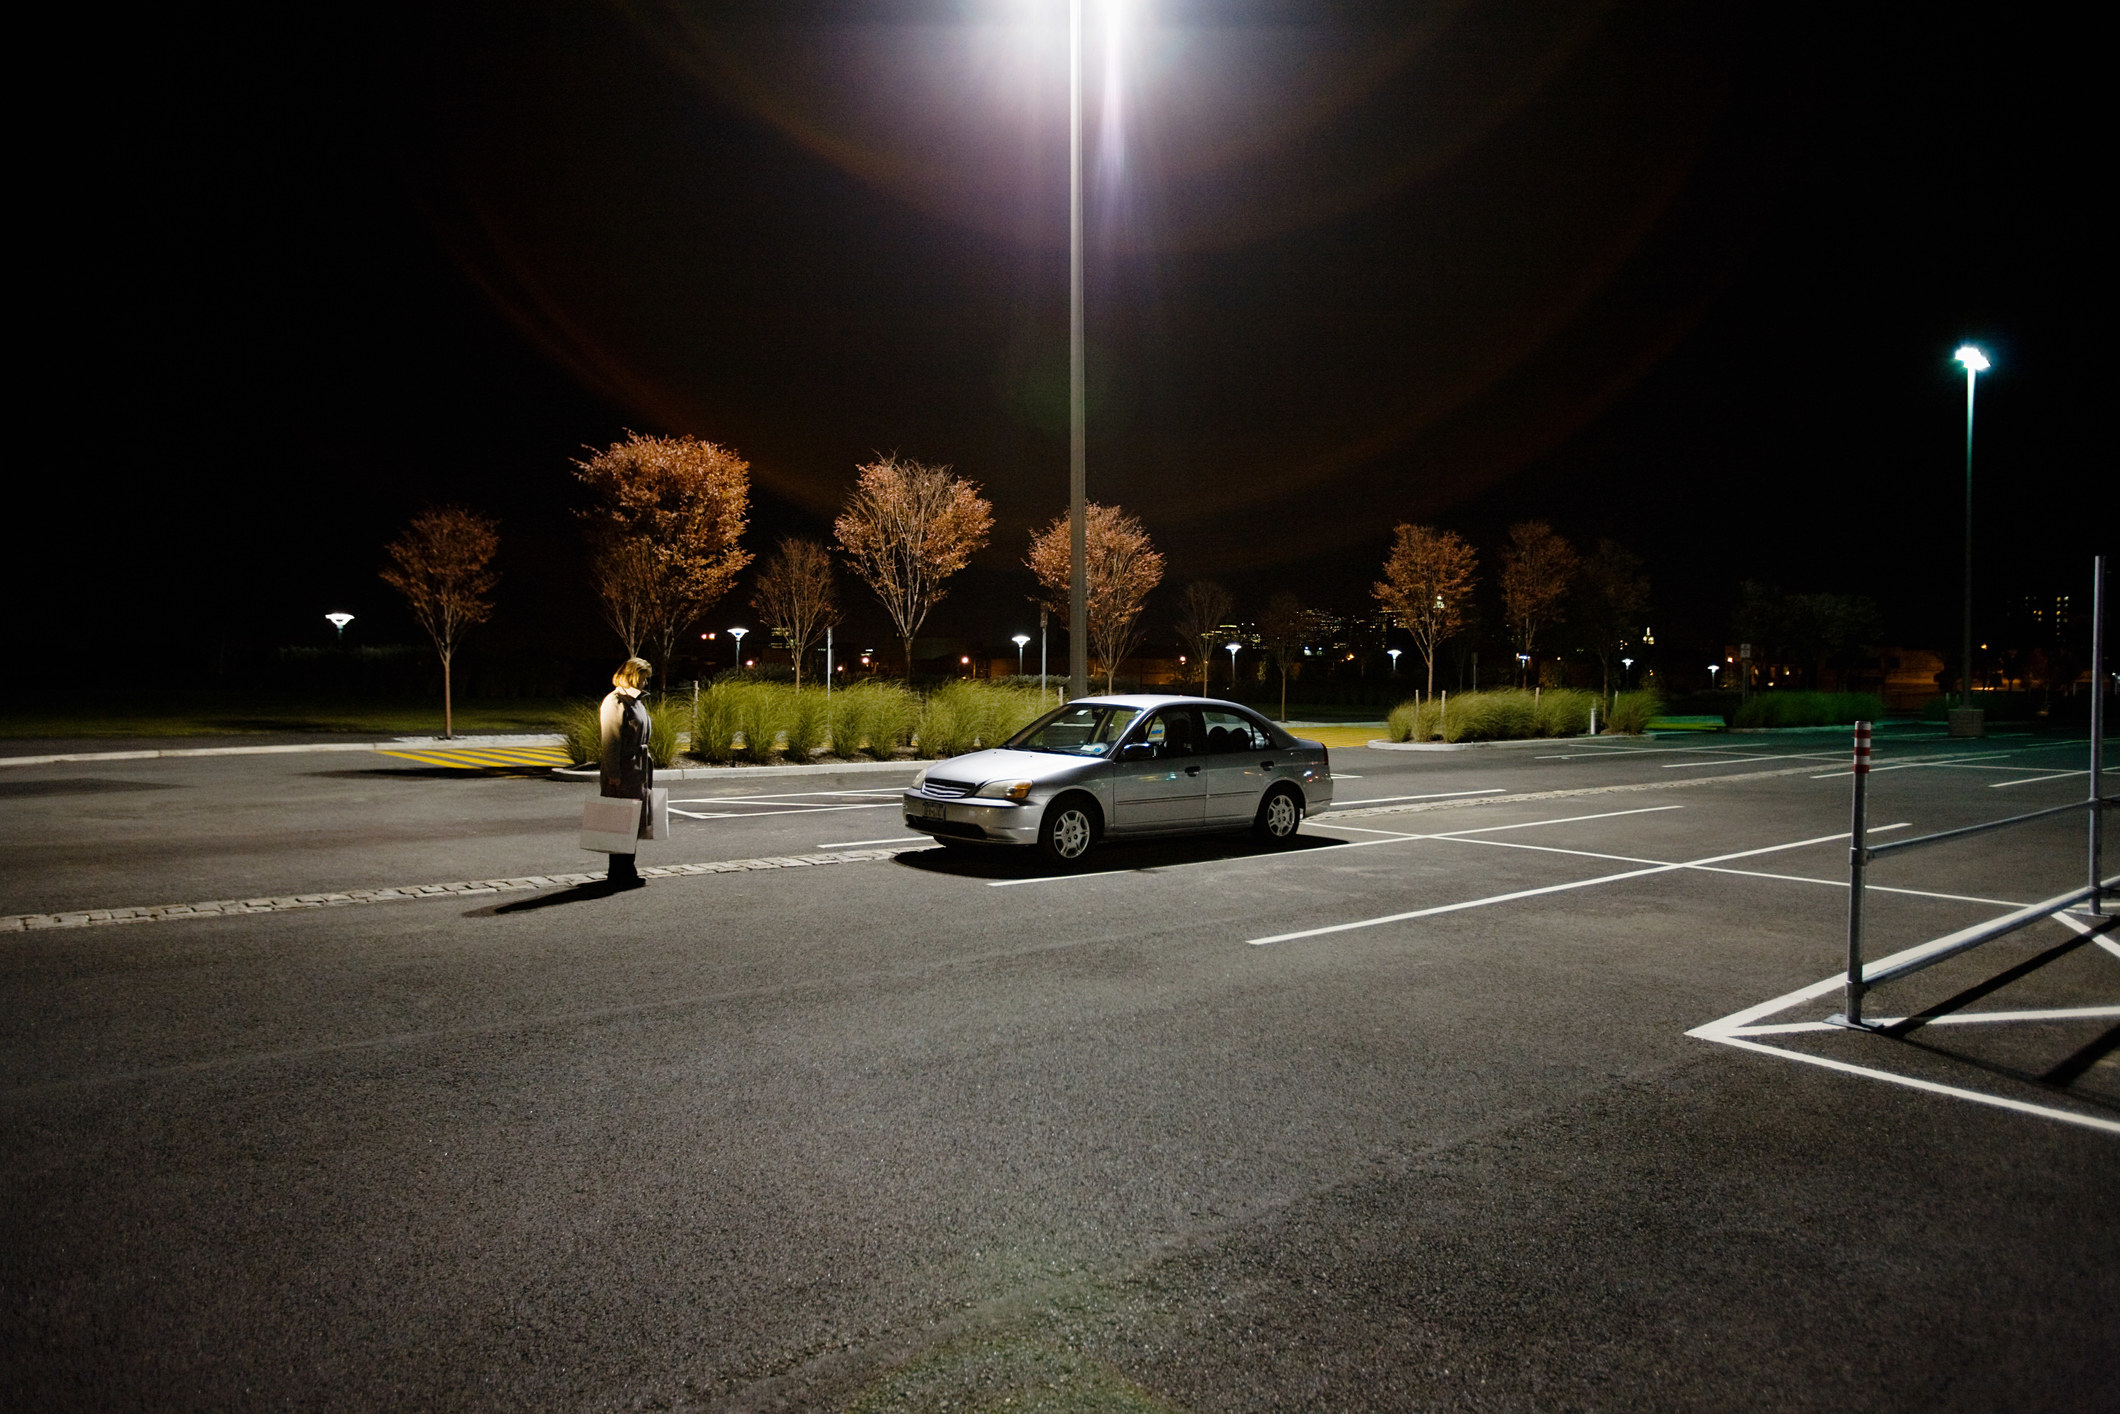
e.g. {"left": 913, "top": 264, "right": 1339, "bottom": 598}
{"left": 1842, "top": 721, "right": 1873, "bottom": 1026}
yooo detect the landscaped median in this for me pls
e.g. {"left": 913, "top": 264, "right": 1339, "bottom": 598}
{"left": 1384, "top": 688, "right": 1662, "bottom": 743}
{"left": 561, "top": 679, "right": 1057, "bottom": 769}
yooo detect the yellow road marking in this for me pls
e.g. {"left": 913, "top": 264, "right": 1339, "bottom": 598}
{"left": 376, "top": 747, "right": 572, "bottom": 769}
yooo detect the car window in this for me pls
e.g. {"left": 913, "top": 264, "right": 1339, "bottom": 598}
{"left": 1134, "top": 708, "right": 1200, "bottom": 758}
{"left": 1005, "top": 703, "right": 1142, "bottom": 756}
{"left": 1201, "top": 709, "right": 1266, "bottom": 753}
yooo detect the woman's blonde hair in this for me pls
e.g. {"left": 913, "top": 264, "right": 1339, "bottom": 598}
{"left": 612, "top": 657, "right": 652, "bottom": 690}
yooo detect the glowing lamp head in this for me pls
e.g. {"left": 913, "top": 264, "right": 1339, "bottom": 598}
{"left": 1955, "top": 346, "right": 1990, "bottom": 373}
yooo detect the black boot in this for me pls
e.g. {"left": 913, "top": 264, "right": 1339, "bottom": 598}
{"left": 607, "top": 852, "right": 644, "bottom": 889}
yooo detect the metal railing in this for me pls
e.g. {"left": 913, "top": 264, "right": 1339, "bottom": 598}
{"left": 1834, "top": 555, "right": 2114, "bottom": 1028}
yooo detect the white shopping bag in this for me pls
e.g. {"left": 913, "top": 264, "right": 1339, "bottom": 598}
{"left": 580, "top": 795, "right": 642, "bottom": 854}
{"left": 639, "top": 787, "right": 670, "bottom": 841}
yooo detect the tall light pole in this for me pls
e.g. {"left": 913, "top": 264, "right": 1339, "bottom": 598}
{"left": 1225, "top": 640, "right": 1240, "bottom": 686}
{"left": 1954, "top": 345, "right": 1990, "bottom": 721}
{"left": 1066, "top": 0, "right": 1089, "bottom": 704}
{"left": 728, "top": 627, "right": 748, "bottom": 671}
{"left": 1013, "top": 633, "right": 1031, "bottom": 679}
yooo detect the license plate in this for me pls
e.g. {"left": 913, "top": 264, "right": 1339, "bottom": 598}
{"left": 912, "top": 798, "right": 944, "bottom": 821}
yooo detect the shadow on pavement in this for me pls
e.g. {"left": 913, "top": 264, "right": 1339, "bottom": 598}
{"left": 466, "top": 881, "right": 641, "bottom": 915}
{"left": 893, "top": 832, "right": 1347, "bottom": 882}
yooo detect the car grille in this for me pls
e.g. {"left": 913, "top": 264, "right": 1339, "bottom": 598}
{"left": 922, "top": 778, "right": 975, "bottom": 798}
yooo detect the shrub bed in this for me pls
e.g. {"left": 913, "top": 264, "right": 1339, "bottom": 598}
{"left": 1386, "top": 688, "right": 1605, "bottom": 742}
{"left": 1732, "top": 691, "right": 1886, "bottom": 729}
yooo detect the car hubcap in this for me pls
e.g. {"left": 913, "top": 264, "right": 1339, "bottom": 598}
{"left": 1053, "top": 810, "right": 1090, "bottom": 858}
{"left": 1266, "top": 794, "right": 1298, "bottom": 836}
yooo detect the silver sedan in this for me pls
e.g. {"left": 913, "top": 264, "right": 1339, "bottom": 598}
{"left": 902, "top": 695, "right": 1333, "bottom": 866}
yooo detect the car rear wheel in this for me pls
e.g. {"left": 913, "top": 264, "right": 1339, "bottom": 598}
{"left": 1252, "top": 785, "right": 1303, "bottom": 844}
{"left": 1039, "top": 796, "right": 1098, "bottom": 867}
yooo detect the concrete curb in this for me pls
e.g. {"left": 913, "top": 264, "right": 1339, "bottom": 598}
{"left": 553, "top": 758, "right": 927, "bottom": 782}
{"left": 0, "top": 734, "right": 568, "bottom": 768}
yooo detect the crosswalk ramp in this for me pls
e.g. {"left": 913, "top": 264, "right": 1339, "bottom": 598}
{"left": 376, "top": 745, "right": 574, "bottom": 770}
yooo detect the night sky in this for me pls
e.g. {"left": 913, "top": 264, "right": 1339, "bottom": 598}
{"left": 16, "top": 0, "right": 2107, "bottom": 684}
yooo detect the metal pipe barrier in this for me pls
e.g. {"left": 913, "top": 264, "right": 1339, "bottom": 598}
{"left": 1834, "top": 555, "right": 2114, "bottom": 1028}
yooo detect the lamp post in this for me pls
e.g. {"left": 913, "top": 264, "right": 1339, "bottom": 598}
{"left": 1065, "top": 0, "right": 1089, "bottom": 702}
{"left": 1013, "top": 633, "right": 1031, "bottom": 680}
{"left": 1621, "top": 656, "right": 1634, "bottom": 687}
{"left": 1707, "top": 663, "right": 1720, "bottom": 685}
{"left": 1225, "top": 640, "right": 1241, "bottom": 687}
{"left": 1516, "top": 652, "right": 1530, "bottom": 688}
{"left": 1953, "top": 345, "right": 1990, "bottom": 733}
{"left": 1387, "top": 648, "right": 1401, "bottom": 675}
{"left": 1040, "top": 606, "right": 1050, "bottom": 703}
{"left": 325, "top": 612, "right": 353, "bottom": 641}
{"left": 728, "top": 627, "right": 747, "bottom": 672}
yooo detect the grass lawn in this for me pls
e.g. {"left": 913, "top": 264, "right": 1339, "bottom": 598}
{"left": 0, "top": 697, "right": 574, "bottom": 740}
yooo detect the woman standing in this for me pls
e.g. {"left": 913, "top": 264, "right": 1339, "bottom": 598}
{"left": 599, "top": 657, "right": 655, "bottom": 888}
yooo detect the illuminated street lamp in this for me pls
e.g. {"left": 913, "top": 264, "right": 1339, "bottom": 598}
{"left": 1387, "top": 648, "right": 1401, "bottom": 675}
{"left": 1707, "top": 663, "right": 1720, "bottom": 684}
{"left": 728, "top": 627, "right": 748, "bottom": 672}
{"left": 1516, "top": 652, "right": 1530, "bottom": 688}
{"left": 1954, "top": 344, "right": 1991, "bottom": 721}
{"left": 1064, "top": 0, "right": 1089, "bottom": 701}
{"left": 324, "top": 612, "right": 353, "bottom": 641}
{"left": 1012, "top": 633, "right": 1031, "bottom": 679}
{"left": 1225, "top": 640, "right": 1241, "bottom": 683}
{"left": 1621, "top": 656, "right": 1634, "bottom": 687}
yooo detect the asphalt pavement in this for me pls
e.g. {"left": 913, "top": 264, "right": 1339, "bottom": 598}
{"left": 2, "top": 726, "right": 2113, "bottom": 1410}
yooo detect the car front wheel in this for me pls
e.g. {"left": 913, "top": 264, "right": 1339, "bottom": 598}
{"left": 1253, "top": 786, "right": 1303, "bottom": 844}
{"left": 1039, "top": 796, "right": 1098, "bottom": 866}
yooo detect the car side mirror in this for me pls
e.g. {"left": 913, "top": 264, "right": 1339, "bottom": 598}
{"left": 1118, "top": 742, "right": 1156, "bottom": 761}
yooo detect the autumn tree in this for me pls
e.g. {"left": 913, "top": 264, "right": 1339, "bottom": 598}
{"left": 1026, "top": 503, "right": 1167, "bottom": 695}
{"left": 1260, "top": 592, "right": 1319, "bottom": 722}
{"left": 573, "top": 432, "right": 753, "bottom": 684}
{"left": 1575, "top": 539, "right": 1650, "bottom": 699}
{"left": 1372, "top": 523, "right": 1478, "bottom": 697}
{"left": 1173, "top": 580, "right": 1234, "bottom": 695}
{"left": 834, "top": 456, "right": 993, "bottom": 680}
{"left": 1500, "top": 520, "right": 1579, "bottom": 682}
{"left": 379, "top": 506, "right": 499, "bottom": 740}
{"left": 751, "top": 537, "right": 837, "bottom": 689}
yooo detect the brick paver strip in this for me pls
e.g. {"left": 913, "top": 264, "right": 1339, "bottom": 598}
{"left": 1, "top": 846, "right": 925, "bottom": 934}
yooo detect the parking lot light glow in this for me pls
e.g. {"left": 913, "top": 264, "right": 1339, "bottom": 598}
{"left": 1955, "top": 345, "right": 1990, "bottom": 373}
{"left": 325, "top": 612, "right": 353, "bottom": 641}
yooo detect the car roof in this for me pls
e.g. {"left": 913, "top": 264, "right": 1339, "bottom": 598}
{"left": 1067, "top": 695, "right": 1254, "bottom": 710}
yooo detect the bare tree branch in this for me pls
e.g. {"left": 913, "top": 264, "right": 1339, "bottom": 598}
{"left": 574, "top": 432, "right": 753, "bottom": 685}
{"left": 1373, "top": 523, "right": 1478, "bottom": 697}
{"left": 1173, "top": 580, "right": 1233, "bottom": 695}
{"left": 834, "top": 456, "right": 993, "bottom": 680}
{"left": 752, "top": 537, "right": 837, "bottom": 689}
{"left": 379, "top": 506, "right": 499, "bottom": 739}
{"left": 1026, "top": 503, "right": 1166, "bottom": 694}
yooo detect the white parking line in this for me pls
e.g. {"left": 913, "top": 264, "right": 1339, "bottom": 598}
{"left": 1329, "top": 788, "right": 1506, "bottom": 807}
{"left": 1661, "top": 752, "right": 1839, "bottom": 770}
{"left": 670, "top": 802, "right": 896, "bottom": 820}
{"left": 1730, "top": 1005, "right": 2120, "bottom": 1037}
{"left": 1248, "top": 826, "right": 1878, "bottom": 946}
{"left": 986, "top": 805, "right": 1686, "bottom": 888}
{"left": 819, "top": 835, "right": 927, "bottom": 849}
{"left": 1991, "top": 771, "right": 2086, "bottom": 788}
{"left": 1685, "top": 911, "right": 2120, "bottom": 1135}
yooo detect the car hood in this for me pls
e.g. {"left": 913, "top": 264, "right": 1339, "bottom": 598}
{"left": 923, "top": 748, "right": 1102, "bottom": 787}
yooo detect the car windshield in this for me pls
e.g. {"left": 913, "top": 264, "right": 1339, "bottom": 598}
{"left": 1004, "top": 703, "right": 1143, "bottom": 756}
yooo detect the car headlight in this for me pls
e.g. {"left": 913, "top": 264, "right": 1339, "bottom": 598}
{"left": 975, "top": 779, "right": 1034, "bottom": 801}
{"left": 912, "top": 768, "right": 928, "bottom": 790}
